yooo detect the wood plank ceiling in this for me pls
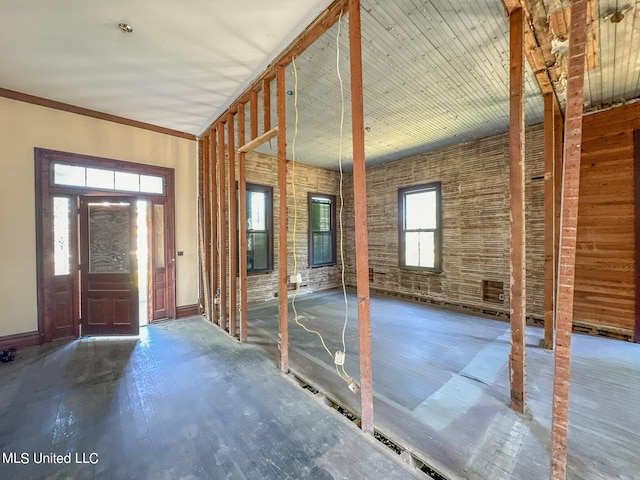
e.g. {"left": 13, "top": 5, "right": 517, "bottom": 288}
{"left": 2, "top": 1, "right": 639, "bottom": 169}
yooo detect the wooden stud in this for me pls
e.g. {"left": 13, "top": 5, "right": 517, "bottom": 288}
{"left": 238, "top": 103, "right": 248, "bottom": 343}
{"left": 277, "top": 65, "right": 289, "bottom": 374}
{"left": 635, "top": 130, "right": 640, "bottom": 344}
{"left": 509, "top": 7, "right": 527, "bottom": 415}
{"left": 217, "top": 123, "right": 228, "bottom": 329}
{"left": 198, "top": 137, "right": 211, "bottom": 320}
{"left": 250, "top": 90, "right": 259, "bottom": 140}
{"left": 551, "top": 0, "right": 589, "bottom": 478}
{"left": 543, "top": 93, "right": 556, "bottom": 350}
{"left": 263, "top": 78, "right": 272, "bottom": 132}
{"left": 210, "top": 126, "right": 219, "bottom": 326}
{"left": 228, "top": 113, "right": 237, "bottom": 337}
{"left": 349, "top": 0, "right": 374, "bottom": 436}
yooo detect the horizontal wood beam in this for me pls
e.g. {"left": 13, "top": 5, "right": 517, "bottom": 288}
{"left": 238, "top": 127, "right": 279, "bottom": 153}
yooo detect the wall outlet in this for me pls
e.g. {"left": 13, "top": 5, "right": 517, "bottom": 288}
{"left": 335, "top": 351, "right": 345, "bottom": 366}
{"left": 289, "top": 273, "right": 302, "bottom": 284}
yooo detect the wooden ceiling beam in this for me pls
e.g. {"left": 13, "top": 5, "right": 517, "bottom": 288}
{"left": 501, "top": 0, "right": 599, "bottom": 104}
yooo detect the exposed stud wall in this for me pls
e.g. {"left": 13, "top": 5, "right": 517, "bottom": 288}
{"left": 239, "top": 151, "right": 345, "bottom": 305}
{"left": 344, "top": 125, "right": 545, "bottom": 319}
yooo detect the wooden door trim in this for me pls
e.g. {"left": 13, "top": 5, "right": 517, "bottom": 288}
{"left": 35, "top": 148, "right": 176, "bottom": 342}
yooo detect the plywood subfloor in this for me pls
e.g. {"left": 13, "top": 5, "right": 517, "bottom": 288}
{"left": 247, "top": 290, "right": 640, "bottom": 480}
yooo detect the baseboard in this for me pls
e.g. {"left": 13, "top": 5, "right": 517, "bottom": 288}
{"left": 176, "top": 304, "right": 200, "bottom": 318}
{"left": 0, "top": 331, "right": 41, "bottom": 351}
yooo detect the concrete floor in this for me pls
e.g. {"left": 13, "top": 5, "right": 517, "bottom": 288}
{"left": 247, "top": 290, "right": 640, "bottom": 480}
{"left": 0, "top": 317, "right": 421, "bottom": 480}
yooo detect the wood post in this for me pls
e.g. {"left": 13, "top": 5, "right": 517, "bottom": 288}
{"left": 217, "top": 123, "right": 227, "bottom": 328}
{"left": 509, "top": 6, "right": 526, "bottom": 414}
{"left": 210, "top": 127, "right": 219, "bottom": 325}
{"left": 635, "top": 130, "right": 640, "bottom": 344}
{"left": 251, "top": 90, "right": 259, "bottom": 141}
{"left": 349, "top": 0, "right": 374, "bottom": 435}
{"left": 551, "top": 0, "right": 589, "bottom": 478}
{"left": 544, "top": 93, "right": 558, "bottom": 349}
{"left": 277, "top": 64, "right": 289, "bottom": 373}
{"left": 228, "top": 113, "right": 237, "bottom": 337}
{"left": 238, "top": 104, "right": 248, "bottom": 343}
{"left": 198, "top": 137, "right": 211, "bottom": 320}
{"left": 263, "top": 78, "right": 272, "bottom": 132}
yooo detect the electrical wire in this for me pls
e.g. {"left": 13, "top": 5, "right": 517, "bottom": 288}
{"left": 290, "top": 13, "right": 355, "bottom": 388}
{"left": 290, "top": 56, "right": 335, "bottom": 363}
{"left": 336, "top": 11, "right": 351, "bottom": 382}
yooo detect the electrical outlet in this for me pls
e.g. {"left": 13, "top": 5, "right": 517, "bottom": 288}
{"left": 348, "top": 379, "right": 360, "bottom": 394}
{"left": 289, "top": 273, "right": 302, "bottom": 284}
{"left": 335, "top": 351, "right": 345, "bottom": 366}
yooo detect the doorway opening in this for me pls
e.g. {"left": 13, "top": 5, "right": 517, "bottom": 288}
{"left": 36, "top": 148, "right": 176, "bottom": 343}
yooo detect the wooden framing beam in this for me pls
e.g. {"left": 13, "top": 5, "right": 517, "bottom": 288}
{"left": 543, "top": 92, "right": 557, "bottom": 350}
{"left": 501, "top": 0, "right": 598, "bottom": 105}
{"left": 263, "top": 78, "right": 272, "bottom": 132}
{"left": 349, "top": 0, "right": 374, "bottom": 436}
{"left": 509, "top": 6, "right": 527, "bottom": 414}
{"left": 238, "top": 127, "right": 279, "bottom": 153}
{"left": 238, "top": 103, "right": 248, "bottom": 343}
{"left": 250, "top": 90, "right": 259, "bottom": 141}
{"left": 635, "top": 130, "right": 640, "bottom": 344}
{"left": 277, "top": 65, "right": 289, "bottom": 374}
{"left": 551, "top": 0, "right": 589, "bottom": 478}
{"left": 210, "top": 126, "right": 219, "bottom": 326}
{"left": 217, "top": 123, "right": 228, "bottom": 329}
{"left": 228, "top": 113, "right": 237, "bottom": 337}
{"left": 197, "top": 137, "right": 211, "bottom": 320}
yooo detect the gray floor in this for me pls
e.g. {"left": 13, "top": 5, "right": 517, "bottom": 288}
{"left": 247, "top": 290, "right": 640, "bottom": 480}
{"left": 0, "top": 317, "right": 422, "bottom": 480}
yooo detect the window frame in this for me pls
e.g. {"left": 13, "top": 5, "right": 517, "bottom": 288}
{"left": 308, "top": 193, "right": 337, "bottom": 267}
{"left": 245, "top": 183, "right": 273, "bottom": 274}
{"left": 398, "top": 182, "right": 442, "bottom": 272}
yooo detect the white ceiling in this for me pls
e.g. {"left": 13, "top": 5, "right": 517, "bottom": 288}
{"left": 2, "top": 1, "right": 639, "bottom": 170}
{"left": 0, "top": 0, "right": 333, "bottom": 135}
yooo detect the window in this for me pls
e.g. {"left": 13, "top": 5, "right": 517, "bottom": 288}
{"left": 246, "top": 184, "right": 273, "bottom": 273}
{"left": 309, "top": 193, "right": 336, "bottom": 267}
{"left": 399, "top": 182, "right": 442, "bottom": 271}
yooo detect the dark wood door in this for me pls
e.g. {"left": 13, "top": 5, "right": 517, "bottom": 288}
{"left": 80, "top": 197, "right": 139, "bottom": 335}
{"left": 48, "top": 196, "right": 80, "bottom": 340}
{"left": 151, "top": 202, "right": 168, "bottom": 320}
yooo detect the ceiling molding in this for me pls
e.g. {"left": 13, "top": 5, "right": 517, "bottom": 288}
{"left": 0, "top": 88, "right": 196, "bottom": 141}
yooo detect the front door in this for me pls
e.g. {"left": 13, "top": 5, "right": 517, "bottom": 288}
{"left": 80, "top": 197, "right": 139, "bottom": 335}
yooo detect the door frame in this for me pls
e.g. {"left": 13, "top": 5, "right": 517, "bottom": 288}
{"left": 35, "top": 148, "right": 176, "bottom": 342}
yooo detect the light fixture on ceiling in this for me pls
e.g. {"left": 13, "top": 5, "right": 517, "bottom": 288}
{"left": 610, "top": 10, "right": 625, "bottom": 23}
{"left": 118, "top": 22, "right": 133, "bottom": 33}
{"left": 604, "top": 5, "right": 633, "bottom": 24}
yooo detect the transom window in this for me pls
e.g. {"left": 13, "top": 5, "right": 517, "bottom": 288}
{"left": 398, "top": 182, "right": 442, "bottom": 271}
{"left": 308, "top": 193, "right": 336, "bottom": 267}
{"left": 53, "top": 163, "right": 164, "bottom": 195}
